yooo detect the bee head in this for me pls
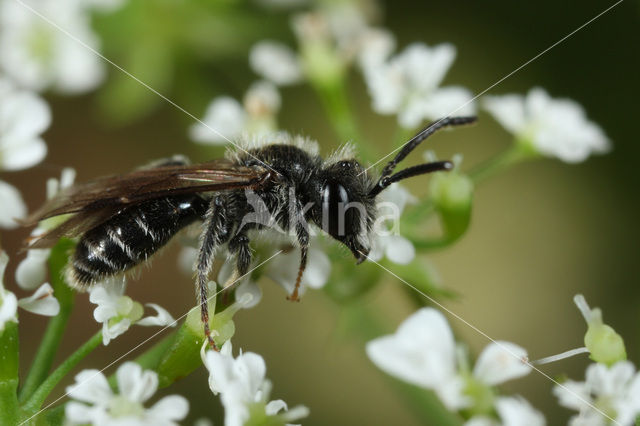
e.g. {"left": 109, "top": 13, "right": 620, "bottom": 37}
{"left": 315, "top": 159, "right": 375, "bottom": 263}
{"left": 315, "top": 116, "right": 476, "bottom": 264}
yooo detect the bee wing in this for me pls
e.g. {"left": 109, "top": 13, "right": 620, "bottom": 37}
{"left": 24, "top": 159, "right": 270, "bottom": 248}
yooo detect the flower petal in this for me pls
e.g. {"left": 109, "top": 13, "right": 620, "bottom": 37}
{"left": 66, "top": 369, "right": 113, "bottom": 404}
{"left": 483, "top": 94, "right": 527, "bottom": 135}
{"left": 18, "top": 283, "right": 60, "bottom": 316}
{"left": 366, "top": 308, "right": 457, "bottom": 389}
{"left": 265, "top": 399, "right": 288, "bottom": 416}
{"left": 473, "top": 341, "right": 531, "bottom": 386}
{"left": 136, "top": 303, "right": 176, "bottom": 327}
{"left": 116, "top": 361, "right": 159, "bottom": 403}
{"left": 147, "top": 395, "right": 189, "bottom": 421}
{"left": 15, "top": 248, "right": 51, "bottom": 290}
{"left": 495, "top": 396, "right": 545, "bottom": 426}
{"left": 249, "top": 41, "right": 303, "bottom": 85}
{"left": 383, "top": 235, "right": 415, "bottom": 265}
{"left": 0, "top": 180, "right": 27, "bottom": 229}
{"left": 0, "top": 290, "right": 18, "bottom": 331}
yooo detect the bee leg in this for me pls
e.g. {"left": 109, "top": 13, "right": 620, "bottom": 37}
{"left": 196, "top": 195, "right": 234, "bottom": 350}
{"left": 220, "top": 231, "right": 252, "bottom": 304}
{"left": 287, "top": 223, "right": 309, "bottom": 302}
{"left": 228, "top": 231, "right": 252, "bottom": 277}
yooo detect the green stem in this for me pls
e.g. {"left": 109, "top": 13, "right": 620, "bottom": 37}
{"left": 19, "top": 239, "right": 76, "bottom": 403}
{"left": 20, "top": 331, "right": 102, "bottom": 417}
{"left": 468, "top": 143, "right": 536, "bottom": 183}
{"left": 0, "top": 322, "right": 20, "bottom": 426}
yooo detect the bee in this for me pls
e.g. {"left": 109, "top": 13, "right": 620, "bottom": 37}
{"left": 25, "top": 116, "right": 475, "bottom": 348}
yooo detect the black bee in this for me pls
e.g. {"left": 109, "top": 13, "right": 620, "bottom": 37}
{"left": 25, "top": 116, "right": 475, "bottom": 348}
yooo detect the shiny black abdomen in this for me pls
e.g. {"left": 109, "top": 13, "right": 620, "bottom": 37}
{"left": 71, "top": 194, "right": 209, "bottom": 285}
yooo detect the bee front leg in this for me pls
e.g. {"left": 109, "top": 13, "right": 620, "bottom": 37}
{"left": 196, "top": 195, "right": 234, "bottom": 350}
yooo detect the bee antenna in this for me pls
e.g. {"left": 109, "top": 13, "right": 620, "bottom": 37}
{"left": 369, "top": 116, "right": 476, "bottom": 197}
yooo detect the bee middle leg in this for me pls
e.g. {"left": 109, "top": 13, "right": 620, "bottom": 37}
{"left": 196, "top": 195, "right": 235, "bottom": 350}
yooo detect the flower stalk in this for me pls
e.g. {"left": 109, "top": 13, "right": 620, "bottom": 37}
{"left": 20, "top": 331, "right": 102, "bottom": 418}
{"left": 19, "top": 239, "right": 75, "bottom": 403}
{"left": 0, "top": 322, "right": 20, "bottom": 426}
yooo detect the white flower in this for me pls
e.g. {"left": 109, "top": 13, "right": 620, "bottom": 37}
{"left": 363, "top": 43, "right": 475, "bottom": 129}
{"left": 65, "top": 361, "right": 189, "bottom": 426}
{"left": 369, "top": 234, "right": 415, "bottom": 265}
{"left": 190, "top": 81, "right": 282, "bottom": 146}
{"left": 16, "top": 167, "right": 76, "bottom": 289}
{"left": 366, "top": 308, "right": 531, "bottom": 411}
{"left": 202, "top": 341, "right": 309, "bottom": 426}
{"left": 370, "top": 183, "right": 417, "bottom": 265}
{"left": 483, "top": 88, "right": 610, "bottom": 163}
{"left": 1, "top": 251, "right": 60, "bottom": 330}
{"left": 89, "top": 279, "right": 176, "bottom": 345}
{"left": 249, "top": 41, "right": 303, "bottom": 86}
{"left": 190, "top": 97, "right": 246, "bottom": 145}
{"left": 553, "top": 361, "right": 640, "bottom": 426}
{"left": 0, "top": 77, "right": 49, "bottom": 171}
{"left": 0, "top": 0, "right": 106, "bottom": 94}
{"left": 0, "top": 180, "right": 27, "bottom": 229}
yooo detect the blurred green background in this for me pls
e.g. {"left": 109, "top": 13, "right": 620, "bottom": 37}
{"left": 2, "top": 0, "right": 639, "bottom": 424}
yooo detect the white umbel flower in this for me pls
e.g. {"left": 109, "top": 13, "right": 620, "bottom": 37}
{"left": 483, "top": 88, "right": 610, "bottom": 163}
{"left": 363, "top": 43, "right": 475, "bottom": 129}
{"left": 366, "top": 308, "right": 532, "bottom": 411}
{"left": 65, "top": 362, "right": 189, "bottom": 426}
{"left": 249, "top": 41, "right": 303, "bottom": 86}
{"left": 202, "top": 341, "right": 309, "bottom": 426}
{"left": 0, "top": 0, "right": 106, "bottom": 94}
{"left": 553, "top": 361, "right": 640, "bottom": 426}
{"left": 89, "top": 279, "right": 176, "bottom": 345}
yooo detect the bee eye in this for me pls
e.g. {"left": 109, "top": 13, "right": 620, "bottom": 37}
{"left": 322, "top": 180, "right": 349, "bottom": 237}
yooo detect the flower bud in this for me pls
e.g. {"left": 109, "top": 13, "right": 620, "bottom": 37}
{"left": 574, "top": 294, "right": 626, "bottom": 366}
{"left": 429, "top": 160, "right": 473, "bottom": 242}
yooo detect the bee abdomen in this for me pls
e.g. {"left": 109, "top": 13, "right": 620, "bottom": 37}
{"left": 69, "top": 194, "right": 209, "bottom": 287}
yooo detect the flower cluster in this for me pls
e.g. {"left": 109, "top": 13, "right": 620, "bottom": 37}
{"left": 202, "top": 341, "right": 309, "bottom": 426}
{"left": 88, "top": 278, "right": 176, "bottom": 345}
{"left": 483, "top": 87, "right": 610, "bottom": 163}
{"left": 366, "top": 308, "right": 544, "bottom": 423}
{"left": 65, "top": 362, "right": 188, "bottom": 425}
{"left": 548, "top": 295, "right": 640, "bottom": 425}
